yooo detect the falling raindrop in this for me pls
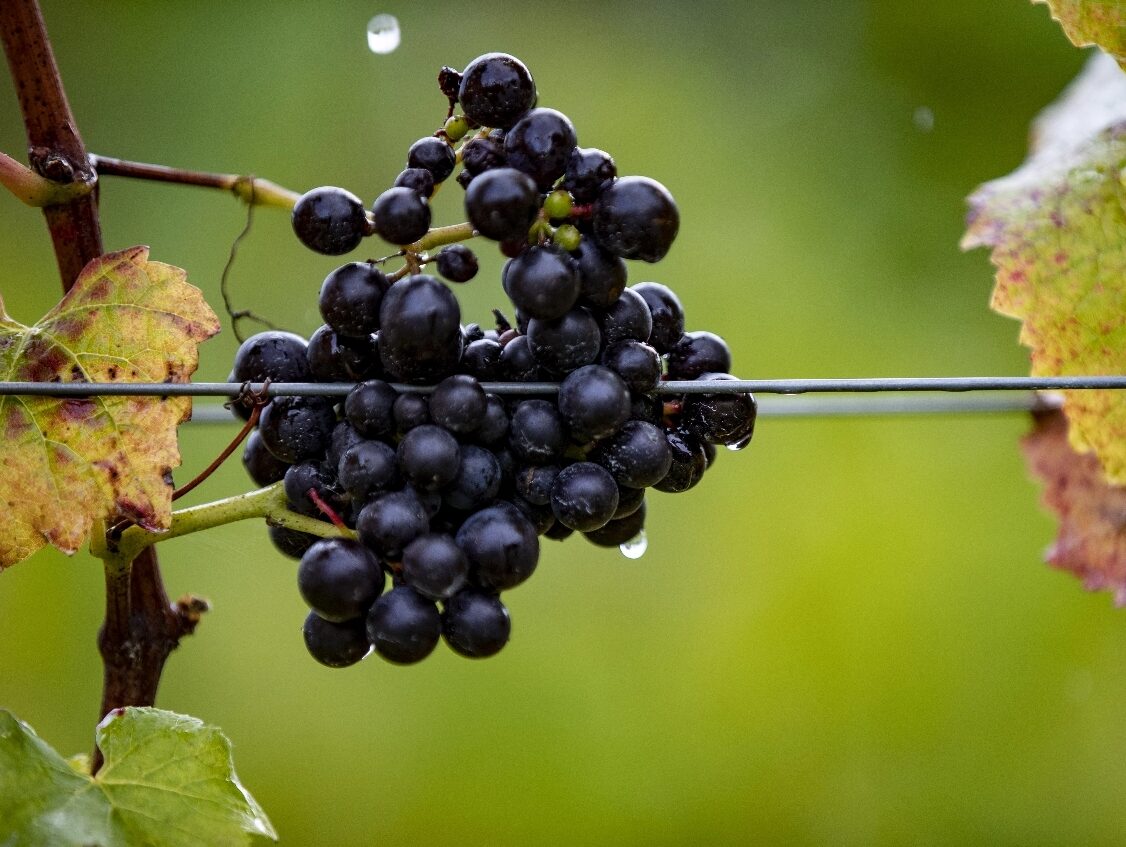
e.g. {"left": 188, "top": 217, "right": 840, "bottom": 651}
{"left": 619, "top": 530, "right": 647, "bottom": 559}
{"left": 366, "top": 14, "right": 401, "bottom": 54}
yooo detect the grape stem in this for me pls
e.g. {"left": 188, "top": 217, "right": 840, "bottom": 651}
{"left": 89, "top": 154, "right": 301, "bottom": 210}
{"left": 94, "top": 481, "right": 354, "bottom": 566}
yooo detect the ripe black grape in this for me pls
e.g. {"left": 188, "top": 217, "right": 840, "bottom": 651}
{"left": 456, "top": 502, "right": 539, "bottom": 590}
{"left": 631, "top": 282, "right": 685, "bottom": 354}
{"left": 557, "top": 365, "right": 630, "bottom": 442}
{"left": 258, "top": 396, "right": 336, "bottom": 464}
{"left": 591, "top": 420, "right": 672, "bottom": 489}
{"left": 357, "top": 489, "right": 430, "bottom": 560}
{"left": 429, "top": 374, "right": 487, "bottom": 434}
{"left": 601, "top": 340, "right": 662, "bottom": 393}
{"left": 397, "top": 424, "right": 461, "bottom": 491}
{"left": 598, "top": 287, "right": 653, "bottom": 346}
{"left": 318, "top": 262, "right": 388, "bottom": 339}
{"left": 667, "top": 331, "right": 732, "bottom": 380}
{"left": 526, "top": 307, "right": 601, "bottom": 374}
{"left": 298, "top": 538, "right": 385, "bottom": 622}
{"left": 337, "top": 440, "right": 400, "bottom": 502}
{"left": 303, "top": 612, "right": 371, "bottom": 668}
{"left": 572, "top": 237, "right": 627, "bottom": 308}
{"left": 504, "top": 107, "right": 577, "bottom": 189}
{"left": 458, "top": 52, "right": 537, "bottom": 129}
{"left": 377, "top": 274, "right": 462, "bottom": 383}
{"left": 242, "top": 430, "right": 289, "bottom": 487}
{"left": 464, "top": 167, "right": 539, "bottom": 242}
{"left": 401, "top": 533, "right": 469, "bottom": 600}
{"left": 292, "top": 186, "right": 367, "bottom": 255}
{"left": 435, "top": 244, "right": 479, "bottom": 282}
{"left": 563, "top": 147, "right": 616, "bottom": 203}
{"left": 592, "top": 176, "right": 679, "bottom": 263}
{"left": 394, "top": 167, "right": 435, "bottom": 199}
{"left": 444, "top": 445, "right": 502, "bottom": 511}
{"left": 366, "top": 586, "right": 442, "bottom": 664}
{"left": 344, "top": 379, "right": 399, "bottom": 440}
{"left": 550, "top": 462, "right": 619, "bottom": 532}
{"left": 583, "top": 500, "right": 646, "bottom": 548}
{"left": 407, "top": 136, "right": 456, "bottom": 183}
{"left": 503, "top": 245, "right": 581, "bottom": 321}
{"left": 509, "top": 399, "right": 566, "bottom": 464}
{"left": 372, "top": 186, "right": 431, "bottom": 246}
{"left": 442, "top": 589, "right": 511, "bottom": 658}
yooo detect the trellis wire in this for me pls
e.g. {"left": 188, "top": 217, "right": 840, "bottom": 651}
{"left": 0, "top": 377, "right": 1119, "bottom": 421}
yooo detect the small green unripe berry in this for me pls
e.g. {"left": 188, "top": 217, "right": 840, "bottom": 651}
{"left": 553, "top": 224, "right": 581, "bottom": 251}
{"left": 444, "top": 115, "right": 469, "bottom": 142}
{"left": 542, "top": 189, "right": 573, "bottom": 221}
{"left": 528, "top": 219, "right": 553, "bottom": 244}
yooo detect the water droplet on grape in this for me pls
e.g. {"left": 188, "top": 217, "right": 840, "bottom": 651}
{"left": 725, "top": 434, "right": 752, "bottom": 451}
{"left": 366, "top": 14, "right": 401, "bottom": 54}
{"left": 619, "top": 530, "right": 647, "bottom": 559}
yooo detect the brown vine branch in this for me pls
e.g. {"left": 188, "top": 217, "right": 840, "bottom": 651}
{"left": 90, "top": 154, "right": 301, "bottom": 209}
{"left": 0, "top": 0, "right": 193, "bottom": 775}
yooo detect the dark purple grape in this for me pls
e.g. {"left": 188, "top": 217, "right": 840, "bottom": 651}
{"left": 629, "top": 392, "right": 665, "bottom": 427}
{"left": 504, "top": 107, "right": 577, "bottom": 189}
{"left": 397, "top": 424, "right": 460, "bottom": 491}
{"left": 461, "top": 134, "right": 507, "bottom": 175}
{"left": 378, "top": 274, "right": 462, "bottom": 383}
{"left": 458, "top": 53, "right": 537, "bottom": 129}
{"left": 258, "top": 396, "right": 336, "bottom": 464}
{"left": 318, "top": 262, "right": 388, "bottom": 338}
{"left": 372, "top": 186, "right": 431, "bottom": 246}
{"left": 631, "top": 282, "right": 685, "bottom": 354}
{"left": 366, "top": 586, "right": 441, "bottom": 664}
{"left": 668, "top": 332, "right": 732, "bottom": 380}
{"left": 442, "top": 589, "right": 510, "bottom": 658}
{"left": 599, "top": 287, "right": 652, "bottom": 345}
{"left": 436, "top": 244, "right": 479, "bottom": 282}
{"left": 563, "top": 147, "right": 616, "bottom": 203}
{"left": 298, "top": 537, "right": 384, "bottom": 622}
{"left": 303, "top": 612, "right": 370, "bottom": 668}
{"left": 526, "top": 307, "right": 601, "bottom": 374}
{"left": 232, "top": 331, "right": 311, "bottom": 385}
{"left": 680, "top": 373, "right": 757, "bottom": 446}
{"left": 509, "top": 399, "right": 565, "bottom": 464}
{"left": 429, "top": 374, "right": 486, "bottom": 435}
{"left": 292, "top": 186, "right": 366, "bottom": 255}
{"left": 444, "top": 445, "right": 502, "bottom": 511}
{"left": 270, "top": 524, "right": 319, "bottom": 560}
{"left": 456, "top": 502, "right": 539, "bottom": 591}
{"left": 284, "top": 460, "right": 344, "bottom": 518}
{"left": 515, "top": 463, "right": 560, "bottom": 506}
{"left": 601, "top": 340, "right": 661, "bottom": 393}
{"left": 544, "top": 522, "right": 573, "bottom": 541}
{"left": 474, "top": 395, "right": 510, "bottom": 447}
{"left": 550, "top": 462, "right": 619, "bottom": 532}
{"left": 499, "top": 335, "right": 542, "bottom": 381}
{"left": 393, "top": 393, "right": 430, "bottom": 434}
{"left": 592, "top": 176, "right": 679, "bottom": 262}
{"left": 345, "top": 380, "right": 398, "bottom": 440}
{"left": 407, "top": 136, "right": 456, "bottom": 183}
{"left": 462, "top": 338, "right": 503, "bottom": 380}
{"left": 613, "top": 484, "right": 646, "bottom": 519}
{"left": 242, "top": 430, "right": 289, "bottom": 486}
{"left": 503, "top": 245, "right": 580, "bottom": 321}
{"left": 401, "top": 533, "right": 469, "bottom": 600}
{"left": 584, "top": 500, "right": 646, "bottom": 548}
{"left": 557, "top": 365, "right": 630, "bottom": 442}
{"left": 394, "top": 167, "right": 435, "bottom": 199}
{"left": 465, "top": 167, "right": 539, "bottom": 242}
{"left": 591, "top": 420, "right": 672, "bottom": 489}
{"left": 327, "top": 421, "right": 365, "bottom": 471}
{"left": 306, "top": 325, "right": 381, "bottom": 383}
{"left": 652, "top": 430, "right": 708, "bottom": 493}
{"left": 507, "top": 495, "right": 556, "bottom": 535}
{"left": 572, "top": 237, "right": 627, "bottom": 308}
{"left": 357, "top": 489, "right": 429, "bottom": 560}
{"left": 337, "top": 440, "right": 400, "bottom": 502}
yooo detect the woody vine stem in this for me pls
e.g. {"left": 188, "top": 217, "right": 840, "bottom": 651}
{"left": 0, "top": 0, "right": 347, "bottom": 773}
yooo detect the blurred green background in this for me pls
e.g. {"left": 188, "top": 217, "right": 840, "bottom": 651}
{"left": 2, "top": 1, "right": 1123, "bottom": 844}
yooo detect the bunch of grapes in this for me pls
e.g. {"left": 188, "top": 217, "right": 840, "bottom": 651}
{"left": 232, "top": 53, "right": 756, "bottom": 669}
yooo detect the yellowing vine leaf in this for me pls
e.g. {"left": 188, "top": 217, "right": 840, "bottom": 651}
{"left": 961, "top": 53, "right": 1126, "bottom": 482}
{"left": 1022, "top": 409, "right": 1126, "bottom": 603}
{"left": 1034, "top": 0, "right": 1126, "bottom": 68}
{"left": 0, "top": 247, "right": 220, "bottom": 568}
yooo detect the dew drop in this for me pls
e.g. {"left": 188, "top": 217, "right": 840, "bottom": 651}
{"left": 619, "top": 530, "right": 647, "bottom": 559}
{"left": 725, "top": 433, "right": 752, "bottom": 452}
{"left": 366, "top": 14, "right": 401, "bottom": 54}
{"left": 913, "top": 105, "right": 935, "bottom": 133}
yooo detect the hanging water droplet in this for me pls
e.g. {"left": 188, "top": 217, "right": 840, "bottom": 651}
{"left": 366, "top": 14, "right": 401, "bottom": 54}
{"left": 725, "top": 433, "right": 752, "bottom": 452}
{"left": 619, "top": 530, "right": 647, "bottom": 559}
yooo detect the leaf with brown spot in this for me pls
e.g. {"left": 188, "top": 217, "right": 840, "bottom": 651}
{"left": 1022, "top": 408, "right": 1126, "bottom": 603}
{"left": 1034, "top": 0, "right": 1126, "bottom": 68}
{"left": 962, "top": 53, "right": 1126, "bottom": 483}
{"left": 0, "top": 247, "right": 220, "bottom": 568}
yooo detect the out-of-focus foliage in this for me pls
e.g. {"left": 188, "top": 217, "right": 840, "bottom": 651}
{"left": 2, "top": 2, "right": 1124, "bottom": 845}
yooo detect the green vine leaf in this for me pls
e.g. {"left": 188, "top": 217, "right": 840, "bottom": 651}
{"left": 1022, "top": 409, "right": 1126, "bottom": 603}
{"left": 961, "top": 53, "right": 1126, "bottom": 483}
{"left": 0, "top": 707, "right": 277, "bottom": 846}
{"left": 1034, "top": 0, "right": 1126, "bottom": 68}
{"left": 0, "top": 246, "right": 220, "bottom": 568}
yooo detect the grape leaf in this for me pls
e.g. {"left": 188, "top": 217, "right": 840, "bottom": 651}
{"left": 0, "top": 246, "right": 220, "bottom": 568}
{"left": 0, "top": 707, "right": 276, "bottom": 846}
{"left": 1022, "top": 408, "right": 1126, "bottom": 603}
{"left": 961, "top": 53, "right": 1126, "bottom": 483}
{"left": 1034, "top": 0, "right": 1126, "bottom": 67}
